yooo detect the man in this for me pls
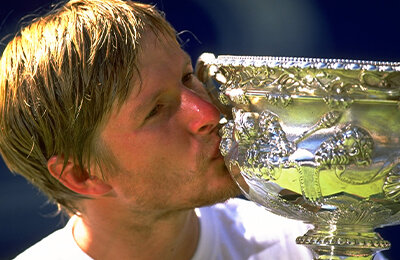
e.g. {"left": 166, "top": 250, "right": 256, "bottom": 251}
{"left": 0, "top": 0, "right": 317, "bottom": 259}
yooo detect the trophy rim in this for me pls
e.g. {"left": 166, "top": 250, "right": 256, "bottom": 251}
{"left": 196, "top": 53, "right": 400, "bottom": 103}
{"left": 199, "top": 52, "right": 400, "bottom": 72}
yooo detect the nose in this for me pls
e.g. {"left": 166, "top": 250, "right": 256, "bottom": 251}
{"left": 180, "top": 88, "right": 220, "bottom": 135}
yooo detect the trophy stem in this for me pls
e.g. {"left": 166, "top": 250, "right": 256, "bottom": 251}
{"left": 296, "top": 224, "right": 390, "bottom": 259}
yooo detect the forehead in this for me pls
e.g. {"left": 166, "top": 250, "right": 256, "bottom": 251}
{"left": 128, "top": 31, "right": 190, "bottom": 96}
{"left": 138, "top": 31, "right": 187, "bottom": 68}
{"left": 108, "top": 31, "right": 190, "bottom": 116}
{"left": 108, "top": 31, "right": 185, "bottom": 107}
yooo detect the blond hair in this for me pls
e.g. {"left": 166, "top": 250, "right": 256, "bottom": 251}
{"left": 0, "top": 0, "right": 176, "bottom": 213}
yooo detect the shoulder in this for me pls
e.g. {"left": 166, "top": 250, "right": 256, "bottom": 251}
{"left": 14, "top": 228, "right": 69, "bottom": 260}
{"left": 195, "top": 198, "right": 314, "bottom": 260}
{"left": 14, "top": 217, "right": 92, "bottom": 260}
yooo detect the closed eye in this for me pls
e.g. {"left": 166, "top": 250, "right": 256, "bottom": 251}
{"left": 182, "top": 72, "right": 194, "bottom": 84}
{"left": 145, "top": 104, "right": 163, "bottom": 120}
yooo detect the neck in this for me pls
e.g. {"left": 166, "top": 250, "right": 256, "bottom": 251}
{"left": 72, "top": 206, "right": 200, "bottom": 260}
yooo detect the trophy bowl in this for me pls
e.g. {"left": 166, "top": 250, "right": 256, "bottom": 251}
{"left": 196, "top": 53, "right": 400, "bottom": 259}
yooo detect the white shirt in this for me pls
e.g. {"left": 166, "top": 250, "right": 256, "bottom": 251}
{"left": 192, "top": 198, "right": 313, "bottom": 260}
{"left": 13, "top": 198, "right": 386, "bottom": 260}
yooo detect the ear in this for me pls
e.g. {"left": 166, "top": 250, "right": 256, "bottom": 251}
{"left": 47, "top": 156, "right": 112, "bottom": 196}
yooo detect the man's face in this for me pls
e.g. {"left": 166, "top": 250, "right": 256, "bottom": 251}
{"left": 99, "top": 33, "right": 240, "bottom": 212}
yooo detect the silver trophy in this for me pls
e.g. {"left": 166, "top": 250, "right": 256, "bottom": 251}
{"left": 196, "top": 53, "right": 400, "bottom": 259}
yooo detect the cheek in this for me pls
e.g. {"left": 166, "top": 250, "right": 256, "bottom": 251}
{"left": 146, "top": 121, "right": 193, "bottom": 152}
{"left": 117, "top": 132, "right": 192, "bottom": 171}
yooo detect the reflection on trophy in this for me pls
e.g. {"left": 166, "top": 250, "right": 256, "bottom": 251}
{"left": 196, "top": 53, "right": 400, "bottom": 259}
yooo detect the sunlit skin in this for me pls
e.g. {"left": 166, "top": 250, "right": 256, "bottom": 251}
{"left": 99, "top": 32, "right": 241, "bottom": 211}
{"left": 48, "top": 31, "right": 241, "bottom": 260}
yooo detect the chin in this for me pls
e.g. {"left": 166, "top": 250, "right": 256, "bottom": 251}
{"left": 189, "top": 162, "right": 242, "bottom": 207}
{"left": 198, "top": 179, "right": 241, "bottom": 208}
